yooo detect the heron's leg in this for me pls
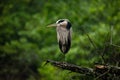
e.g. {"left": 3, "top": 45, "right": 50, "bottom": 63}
{"left": 64, "top": 54, "right": 67, "bottom": 62}
{"left": 61, "top": 54, "right": 65, "bottom": 64}
{"left": 64, "top": 54, "right": 65, "bottom": 61}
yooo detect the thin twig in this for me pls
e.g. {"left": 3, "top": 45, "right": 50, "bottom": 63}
{"left": 95, "top": 69, "right": 110, "bottom": 80}
{"left": 111, "top": 44, "right": 120, "bottom": 48}
{"left": 81, "top": 28, "right": 104, "bottom": 64}
{"left": 85, "top": 33, "right": 106, "bottom": 64}
{"left": 101, "top": 47, "right": 106, "bottom": 64}
{"left": 81, "top": 28, "right": 97, "bottom": 50}
{"left": 86, "top": 33, "right": 97, "bottom": 49}
{"left": 100, "top": 31, "right": 110, "bottom": 64}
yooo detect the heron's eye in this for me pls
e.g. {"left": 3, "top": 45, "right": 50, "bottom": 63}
{"left": 58, "top": 20, "right": 64, "bottom": 23}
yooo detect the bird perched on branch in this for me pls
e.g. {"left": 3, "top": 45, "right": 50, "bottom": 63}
{"left": 47, "top": 19, "right": 72, "bottom": 54}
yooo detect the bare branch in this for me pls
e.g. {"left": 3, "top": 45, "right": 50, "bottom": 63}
{"left": 46, "top": 60, "right": 93, "bottom": 75}
{"left": 46, "top": 60, "right": 120, "bottom": 76}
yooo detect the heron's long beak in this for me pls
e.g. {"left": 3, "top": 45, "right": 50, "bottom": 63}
{"left": 47, "top": 23, "right": 57, "bottom": 27}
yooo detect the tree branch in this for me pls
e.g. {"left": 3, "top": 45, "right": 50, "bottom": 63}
{"left": 46, "top": 60, "right": 93, "bottom": 75}
{"left": 46, "top": 60, "right": 120, "bottom": 76}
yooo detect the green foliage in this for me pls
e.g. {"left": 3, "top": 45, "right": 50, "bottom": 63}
{"left": 0, "top": 0, "right": 120, "bottom": 80}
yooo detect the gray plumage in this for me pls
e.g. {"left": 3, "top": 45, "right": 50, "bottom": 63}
{"left": 47, "top": 19, "right": 72, "bottom": 54}
{"left": 56, "top": 19, "right": 72, "bottom": 54}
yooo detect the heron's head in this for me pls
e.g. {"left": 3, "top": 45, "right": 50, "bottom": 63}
{"left": 47, "top": 19, "right": 71, "bottom": 29}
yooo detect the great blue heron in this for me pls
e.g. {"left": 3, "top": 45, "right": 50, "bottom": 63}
{"left": 47, "top": 19, "right": 72, "bottom": 54}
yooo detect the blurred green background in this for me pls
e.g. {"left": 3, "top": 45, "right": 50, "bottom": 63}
{"left": 0, "top": 0, "right": 120, "bottom": 80}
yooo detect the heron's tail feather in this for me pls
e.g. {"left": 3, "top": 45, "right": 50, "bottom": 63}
{"left": 61, "top": 45, "right": 68, "bottom": 53}
{"left": 59, "top": 39, "right": 71, "bottom": 54}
